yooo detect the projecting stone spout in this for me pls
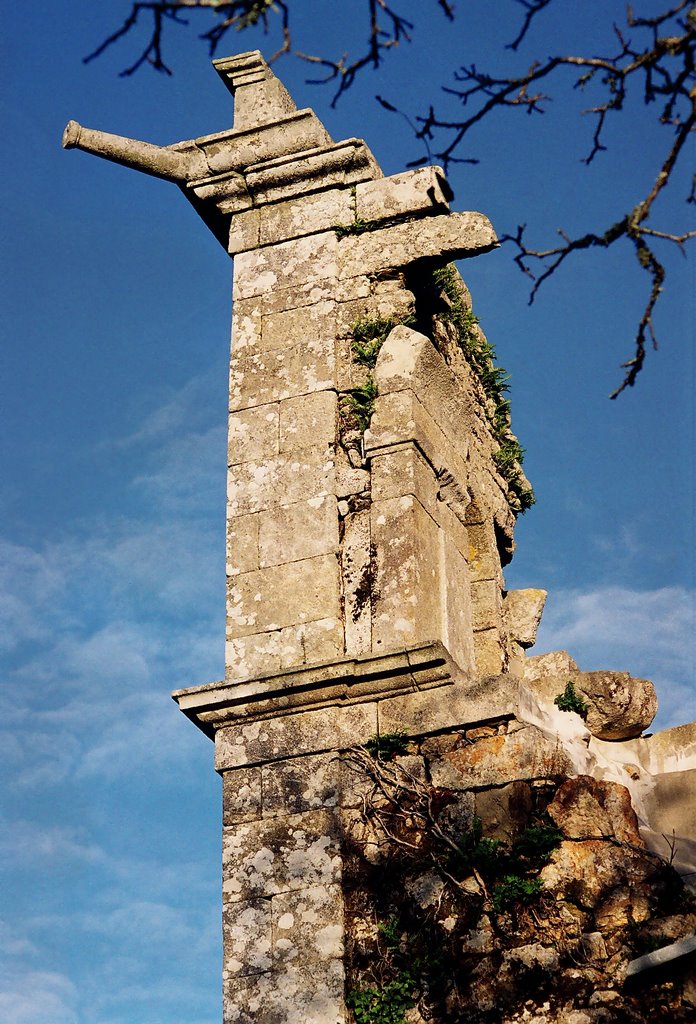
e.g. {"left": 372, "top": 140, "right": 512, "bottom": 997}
{"left": 61, "top": 120, "right": 208, "bottom": 182}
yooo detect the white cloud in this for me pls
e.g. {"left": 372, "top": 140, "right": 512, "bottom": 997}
{"left": 0, "top": 970, "right": 78, "bottom": 1024}
{"left": 535, "top": 584, "right": 696, "bottom": 729}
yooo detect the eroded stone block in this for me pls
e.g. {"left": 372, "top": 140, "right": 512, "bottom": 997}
{"left": 223, "top": 767, "right": 263, "bottom": 824}
{"left": 226, "top": 617, "right": 344, "bottom": 683}
{"left": 223, "top": 897, "right": 272, "bottom": 977}
{"left": 222, "top": 808, "right": 342, "bottom": 901}
{"left": 271, "top": 883, "right": 344, "bottom": 964}
{"left": 228, "top": 445, "right": 335, "bottom": 516}
{"left": 233, "top": 231, "right": 338, "bottom": 301}
{"left": 227, "top": 553, "right": 341, "bottom": 638}
{"left": 227, "top": 513, "right": 259, "bottom": 576}
{"left": 262, "top": 754, "right": 341, "bottom": 817}
{"left": 229, "top": 338, "right": 336, "bottom": 411}
{"left": 355, "top": 166, "right": 450, "bottom": 223}
{"left": 215, "top": 701, "right": 378, "bottom": 769}
{"left": 278, "top": 390, "right": 337, "bottom": 453}
{"left": 258, "top": 495, "right": 339, "bottom": 567}
{"left": 229, "top": 403, "right": 279, "bottom": 465}
{"left": 223, "top": 959, "right": 345, "bottom": 1024}
{"left": 341, "top": 509, "right": 372, "bottom": 656}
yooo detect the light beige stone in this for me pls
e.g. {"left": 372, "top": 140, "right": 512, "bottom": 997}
{"left": 376, "top": 673, "right": 513, "bottom": 738}
{"left": 337, "top": 211, "right": 497, "bottom": 279}
{"left": 229, "top": 337, "right": 336, "bottom": 411}
{"left": 228, "top": 403, "right": 279, "bottom": 465}
{"left": 259, "top": 188, "right": 354, "bottom": 247}
{"left": 355, "top": 166, "right": 450, "bottom": 223}
{"left": 228, "top": 445, "right": 335, "bottom": 516}
{"left": 227, "top": 553, "right": 341, "bottom": 637}
{"left": 432, "top": 724, "right": 575, "bottom": 788}
{"left": 271, "top": 883, "right": 344, "bottom": 964}
{"left": 341, "top": 509, "right": 372, "bottom": 656}
{"left": 226, "top": 616, "right": 344, "bottom": 683}
{"left": 258, "top": 496, "right": 339, "bottom": 567}
{"left": 261, "top": 301, "right": 337, "bottom": 355}
{"left": 223, "top": 897, "right": 272, "bottom": 976}
{"left": 233, "top": 231, "right": 337, "bottom": 301}
{"left": 278, "top": 390, "right": 337, "bottom": 453}
{"left": 502, "top": 588, "right": 547, "bottom": 647}
{"left": 215, "top": 701, "right": 378, "bottom": 769}
{"left": 473, "top": 627, "right": 505, "bottom": 676}
{"left": 370, "top": 494, "right": 441, "bottom": 651}
{"left": 442, "top": 534, "right": 476, "bottom": 674}
{"left": 227, "top": 513, "right": 259, "bottom": 576}
{"left": 223, "top": 959, "right": 345, "bottom": 1024}
{"left": 222, "top": 808, "right": 342, "bottom": 902}
{"left": 471, "top": 579, "right": 501, "bottom": 632}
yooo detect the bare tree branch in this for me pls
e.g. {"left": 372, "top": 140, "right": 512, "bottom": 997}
{"left": 86, "top": 1, "right": 696, "bottom": 394}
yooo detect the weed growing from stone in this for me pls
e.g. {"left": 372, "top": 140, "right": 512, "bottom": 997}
{"left": 365, "top": 731, "right": 411, "bottom": 761}
{"left": 336, "top": 217, "right": 376, "bottom": 238}
{"left": 343, "top": 376, "right": 378, "bottom": 432}
{"left": 512, "top": 823, "right": 563, "bottom": 867}
{"left": 554, "top": 681, "right": 589, "bottom": 719}
{"left": 492, "top": 874, "right": 544, "bottom": 912}
{"left": 347, "top": 970, "right": 417, "bottom": 1024}
{"left": 432, "top": 264, "right": 535, "bottom": 514}
{"left": 351, "top": 316, "right": 399, "bottom": 367}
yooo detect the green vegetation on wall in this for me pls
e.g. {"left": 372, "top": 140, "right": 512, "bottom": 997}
{"left": 432, "top": 265, "right": 535, "bottom": 514}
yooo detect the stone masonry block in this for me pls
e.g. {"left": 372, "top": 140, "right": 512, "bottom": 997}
{"left": 341, "top": 508, "right": 372, "bottom": 657}
{"left": 229, "top": 337, "right": 336, "bottom": 412}
{"left": 337, "top": 211, "right": 496, "bottom": 280}
{"left": 376, "top": 674, "right": 513, "bottom": 738}
{"left": 431, "top": 725, "right": 575, "bottom": 789}
{"left": 371, "top": 445, "right": 440, "bottom": 521}
{"left": 215, "top": 701, "right": 378, "bottom": 769}
{"left": 228, "top": 445, "right": 335, "bottom": 516}
{"left": 258, "top": 495, "right": 339, "bottom": 567}
{"left": 262, "top": 753, "right": 341, "bottom": 817}
{"left": 223, "top": 767, "right": 263, "bottom": 825}
{"left": 231, "top": 298, "right": 262, "bottom": 355}
{"left": 227, "top": 553, "right": 341, "bottom": 638}
{"left": 261, "top": 301, "right": 337, "bottom": 355}
{"left": 222, "top": 808, "right": 342, "bottom": 902}
{"left": 371, "top": 494, "right": 441, "bottom": 652}
{"left": 355, "top": 166, "right": 450, "bottom": 224}
{"left": 223, "top": 897, "right": 272, "bottom": 977}
{"left": 228, "top": 207, "right": 261, "bottom": 256}
{"left": 366, "top": 390, "right": 469, "bottom": 499}
{"left": 223, "top": 960, "right": 345, "bottom": 1024}
{"left": 227, "top": 513, "right": 259, "bottom": 576}
{"left": 442, "top": 533, "right": 476, "bottom": 675}
{"left": 272, "top": 883, "right": 344, "bottom": 965}
{"left": 467, "top": 521, "right": 501, "bottom": 584}
{"left": 471, "top": 579, "right": 501, "bottom": 632}
{"left": 226, "top": 616, "right": 344, "bottom": 684}
{"left": 233, "top": 232, "right": 338, "bottom": 301}
{"left": 258, "top": 188, "right": 354, "bottom": 247}
{"left": 228, "top": 403, "right": 279, "bottom": 465}
{"left": 278, "top": 391, "right": 337, "bottom": 453}
{"left": 473, "top": 627, "right": 505, "bottom": 676}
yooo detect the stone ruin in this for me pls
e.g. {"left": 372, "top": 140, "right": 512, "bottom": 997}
{"left": 65, "top": 52, "right": 696, "bottom": 1024}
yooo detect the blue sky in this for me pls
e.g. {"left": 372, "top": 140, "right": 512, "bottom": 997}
{"left": 1, "top": 1, "right": 694, "bottom": 1021}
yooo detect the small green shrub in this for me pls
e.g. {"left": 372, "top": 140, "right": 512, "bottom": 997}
{"left": 492, "top": 874, "right": 544, "bottom": 911}
{"left": 554, "top": 681, "right": 589, "bottom": 719}
{"left": 343, "top": 376, "right": 378, "bottom": 432}
{"left": 347, "top": 972, "right": 416, "bottom": 1024}
{"left": 351, "top": 317, "right": 398, "bottom": 367}
{"left": 365, "top": 730, "right": 411, "bottom": 761}
{"left": 512, "top": 824, "right": 563, "bottom": 867}
{"left": 377, "top": 916, "right": 402, "bottom": 950}
{"left": 432, "top": 264, "right": 535, "bottom": 515}
{"left": 336, "top": 217, "right": 375, "bottom": 238}
{"left": 445, "top": 816, "right": 503, "bottom": 877}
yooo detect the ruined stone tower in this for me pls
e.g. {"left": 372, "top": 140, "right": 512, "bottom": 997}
{"left": 65, "top": 52, "right": 696, "bottom": 1024}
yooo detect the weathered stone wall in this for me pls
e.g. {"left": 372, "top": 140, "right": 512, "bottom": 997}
{"left": 65, "top": 48, "right": 696, "bottom": 1024}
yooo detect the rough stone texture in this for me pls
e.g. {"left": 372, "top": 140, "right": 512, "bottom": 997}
{"left": 503, "top": 588, "right": 547, "bottom": 646}
{"left": 431, "top": 725, "right": 575, "bottom": 788}
{"left": 546, "top": 776, "right": 643, "bottom": 845}
{"left": 524, "top": 666, "right": 658, "bottom": 740}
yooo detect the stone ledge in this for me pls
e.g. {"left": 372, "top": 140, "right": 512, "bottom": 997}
{"left": 172, "top": 641, "right": 456, "bottom": 738}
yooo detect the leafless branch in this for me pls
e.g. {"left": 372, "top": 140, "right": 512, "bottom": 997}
{"left": 507, "top": 0, "right": 554, "bottom": 52}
